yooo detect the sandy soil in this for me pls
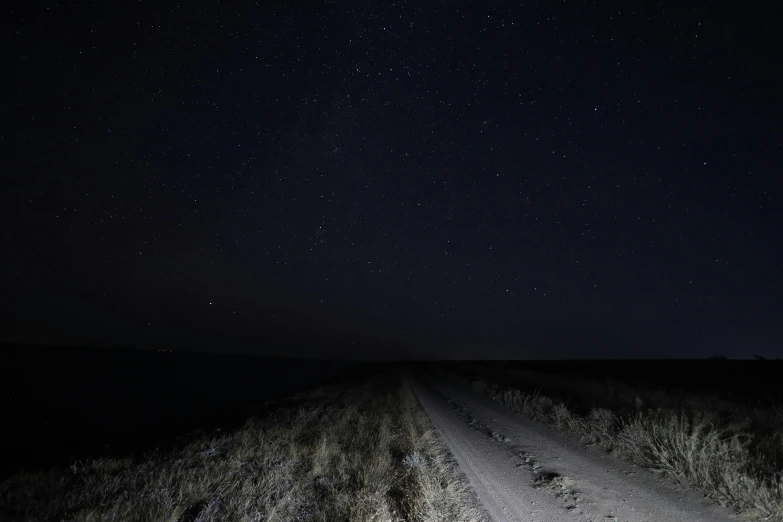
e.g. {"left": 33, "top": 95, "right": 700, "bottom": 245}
{"left": 412, "top": 371, "right": 740, "bottom": 522}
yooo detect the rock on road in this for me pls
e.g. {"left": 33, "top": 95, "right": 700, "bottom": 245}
{"left": 411, "top": 372, "right": 739, "bottom": 522}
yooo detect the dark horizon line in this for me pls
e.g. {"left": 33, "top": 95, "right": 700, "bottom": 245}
{"left": 4, "top": 342, "right": 779, "bottom": 362}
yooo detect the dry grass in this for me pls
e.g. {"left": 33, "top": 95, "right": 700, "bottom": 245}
{"left": 0, "top": 371, "right": 485, "bottom": 522}
{"left": 398, "top": 376, "right": 486, "bottom": 522}
{"left": 470, "top": 377, "right": 783, "bottom": 521}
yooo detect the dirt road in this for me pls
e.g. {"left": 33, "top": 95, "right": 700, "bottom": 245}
{"left": 412, "top": 372, "right": 739, "bottom": 522}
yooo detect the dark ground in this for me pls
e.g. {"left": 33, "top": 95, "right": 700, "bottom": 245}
{"left": 2, "top": 345, "right": 367, "bottom": 479}
{"left": 446, "top": 359, "right": 783, "bottom": 413}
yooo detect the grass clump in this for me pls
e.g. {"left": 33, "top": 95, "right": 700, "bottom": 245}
{"left": 0, "top": 372, "right": 485, "bottom": 522}
{"left": 616, "top": 412, "right": 783, "bottom": 520}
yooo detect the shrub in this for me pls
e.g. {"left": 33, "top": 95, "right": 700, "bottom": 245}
{"left": 616, "top": 412, "right": 783, "bottom": 520}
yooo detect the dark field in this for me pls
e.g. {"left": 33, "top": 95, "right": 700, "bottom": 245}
{"left": 447, "top": 359, "right": 783, "bottom": 412}
{"left": 2, "top": 345, "right": 366, "bottom": 479}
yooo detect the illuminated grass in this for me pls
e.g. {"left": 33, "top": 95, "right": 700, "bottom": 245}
{"left": 1, "top": 372, "right": 485, "bottom": 522}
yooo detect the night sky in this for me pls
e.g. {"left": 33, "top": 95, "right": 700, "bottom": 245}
{"left": 3, "top": 1, "right": 781, "bottom": 359}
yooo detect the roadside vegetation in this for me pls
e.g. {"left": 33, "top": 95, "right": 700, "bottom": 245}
{"left": 465, "top": 369, "right": 783, "bottom": 521}
{"left": 1, "top": 371, "right": 484, "bottom": 522}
